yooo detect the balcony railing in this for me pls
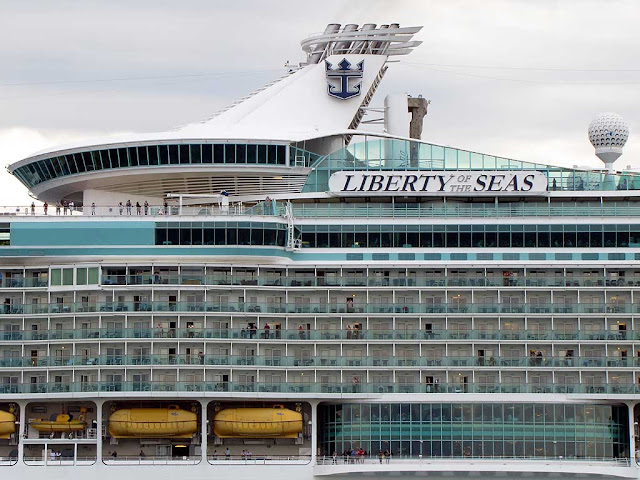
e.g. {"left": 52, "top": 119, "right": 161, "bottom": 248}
{"left": 1, "top": 273, "right": 635, "bottom": 289}
{"left": 12, "top": 201, "right": 640, "bottom": 220}
{"left": 94, "top": 274, "right": 640, "bottom": 288}
{"left": 293, "top": 202, "right": 640, "bottom": 219}
{"left": 2, "top": 203, "right": 285, "bottom": 218}
{"left": 0, "top": 380, "right": 638, "bottom": 395}
{"left": 0, "top": 326, "right": 636, "bottom": 341}
{"left": 0, "top": 278, "right": 48, "bottom": 288}
{"left": 0, "top": 301, "right": 638, "bottom": 316}
{"left": 1, "top": 354, "right": 635, "bottom": 369}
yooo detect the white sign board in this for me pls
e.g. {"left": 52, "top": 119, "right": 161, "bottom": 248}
{"left": 328, "top": 171, "right": 548, "bottom": 196}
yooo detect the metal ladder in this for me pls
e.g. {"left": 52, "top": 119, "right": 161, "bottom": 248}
{"left": 284, "top": 202, "right": 301, "bottom": 251}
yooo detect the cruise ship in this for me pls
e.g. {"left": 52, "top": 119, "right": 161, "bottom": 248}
{"left": 0, "top": 22, "right": 638, "bottom": 480}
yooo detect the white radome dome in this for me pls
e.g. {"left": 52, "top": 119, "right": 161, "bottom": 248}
{"left": 588, "top": 112, "right": 629, "bottom": 149}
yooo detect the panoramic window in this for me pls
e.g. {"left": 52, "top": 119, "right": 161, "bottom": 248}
{"left": 14, "top": 142, "right": 291, "bottom": 188}
{"left": 154, "top": 222, "right": 287, "bottom": 247}
{"left": 297, "top": 224, "right": 640, "bottom": 249}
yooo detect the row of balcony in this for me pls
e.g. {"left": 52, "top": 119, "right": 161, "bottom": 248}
{"left": 0, "top": 327, "right": 635, "bottom": 341}
{"left": 2, "top": 275, "right": 637, "bottom": 289}
{"left": 0, "top": 380, "right": 636, "bottom": 395}
{"left": 0, "top": 278, "right": 48, "bottom": 288}
{"left": 98, "top": 274, "right": 640, "bottom": 288}
{"left": 1, "top": 354, "right": 636, "bottom": 368}
{"left": 1, "top": 301, "right": 639, "bottom": 315}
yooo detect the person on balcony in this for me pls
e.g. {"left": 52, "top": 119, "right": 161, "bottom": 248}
{"left": 264, "top": 323, "right": 271, "bottom": 339}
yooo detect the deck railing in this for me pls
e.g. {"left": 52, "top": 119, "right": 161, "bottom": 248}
{"left": 0, "top": 300, "right": 639, "bottom": 316}
{"left": 1, "top": 273, "right": 636, "bottom": 288}
{"left": 0, "top": 353, "right": 635, "bottom": 369}
{"left": 1, "top": 381, "right": 638, "bottom": 395}
{"left": 0, "top": 326, "right": 634, "bottom": 342}
{"left": 8, "top": 201, "right": 640, "bottom": 219}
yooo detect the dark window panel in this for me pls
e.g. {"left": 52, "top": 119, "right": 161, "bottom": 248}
{"left": 155, "top": 228, "right": 167, "bottom": 245}
{"left": 180, "top": 227, "right": 191, "bottom": 245}
{"left": 67, "top": 154, "right": 79, "bottom": 174}
{"left": 35, "top": 161, "right": 50, "bottom": 181}
{"left": 179, "top": 144, "right": 190, "bottom": 164}
{"left": 159, "top": 145, "right": 169, "bottom": 165}
{"left": 169, "top": 145, "right": 179, "bottom": 164}
{"left": 129, "top": 147, "right": 139, "bottom": 167}
{"left": 167, "top": 228, "right": 179, "bottom": 245}
{"left": 83, "top": 152, "right": 95, "bottom": 171}
{"left": 191, "top": 227, "right": 203, "bottom": 245}
{"left": 40, "top": 159, "right": 54, "bottom": 179}
{"left": 213, "top": 144, "right": 224, "bottom": 163}
{"left": 190, "top": 144, "right": 201, "bottom": 164}
{"left": 267, "top": 145, "right": 277, "bottom": 165}
{"left": 99, "top": 150, "right": 111, "bottom": 169}
{"left": 276, "top": 145, "right": 286, "bottom": 165}
{"left": 264, "top": 229, "right": 277, "bottom": 246}
{"left": 203, "top": 228, "right": 214, "bottom": 245}
{"left": 202, "top": 144, "right": 213, "bottom": 163}
{"left": 250, "top": 227, "right": 262, "bottom": 245}
{"left": 246, "top": 144, "right": 257, "bottom": 164}
{"left": 58, "top": 156, "right": 71, "bottom": 175}
{"left": 92, "top": 152, "right": 103, "bottom": 170}
{"left": 236, "top": 144, "right": 247, "bottom": 164}
{"left": 117, "top": 148, "right": 128, "bottom": 167}
{"left": 214, "top": 228, "right": 226, "bottom": 245}
{"left": 73, "top": 153, "right": 86, "bottom": 173}
{"left": 147, "top": 145, "right": 159, "bottom": 165}
{"left": 238, "top": 227, "right": 251, "bottom": 244}
{"left": 137, "top": 147, "right": 149, "bottom": 166}
{"left": 257, "top": 144, "right": 267, "bottom": 164}
{"left": 225, "top": 144, "right": 236, "bottom": 164}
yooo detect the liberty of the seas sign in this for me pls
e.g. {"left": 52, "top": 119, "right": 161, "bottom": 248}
{"left": 328, "top": 171, "right": 548, "bottom": 195}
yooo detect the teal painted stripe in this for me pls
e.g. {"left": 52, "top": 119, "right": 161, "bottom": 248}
{"left": 11, "top": 221, "right": 154, "bottom": 246}
{"left": 1, "top": 247, "right": 638, "bottom": 262}
{"left": 0, "top": 246, "right": 303, "bottom": 259}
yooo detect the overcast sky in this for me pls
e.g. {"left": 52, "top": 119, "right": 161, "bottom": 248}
{"left": 1, "top": 0, "right": 639, "bottom": 206}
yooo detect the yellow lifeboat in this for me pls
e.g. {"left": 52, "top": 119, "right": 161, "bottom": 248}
{"left": 213, "top": 405, "right": 303, "bottom": 438}
{"left": 29, "top": 408, "right": 87, "bottom": 433}
{"left": 108, "top": 405, "right": 197, "bottom": 438}
{"left": 0, "top": 408, "right": 16, "bottom": 439}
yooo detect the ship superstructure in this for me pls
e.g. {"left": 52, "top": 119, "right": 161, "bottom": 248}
{"left": 0, "top": 22, "right": 638, "bottom": 480}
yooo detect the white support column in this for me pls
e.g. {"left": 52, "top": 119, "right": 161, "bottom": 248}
{"left": 200, "top": 400, "right": 208, "bottom": 462}
{"left": 96, "top": 399, "right": 104, "bottom": 463}
{"left": 74, "top": 442, "right": 78, "bottom": 466}
{"left": 17, "top": 401, "right": 27, "bottom": 463}
{"left": 628, "top": 401, "right": 637, "bottom": 466}
{"left": 310, "top": 401, "right": 318, "bottom": 464}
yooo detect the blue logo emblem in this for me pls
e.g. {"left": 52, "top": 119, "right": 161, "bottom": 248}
{"left": 325, "top": 58, "right": 364, "bottom": 100}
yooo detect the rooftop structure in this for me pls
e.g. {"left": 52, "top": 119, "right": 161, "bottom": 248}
{"left": 589, "top": 112, "right": 630, "bottom": 170}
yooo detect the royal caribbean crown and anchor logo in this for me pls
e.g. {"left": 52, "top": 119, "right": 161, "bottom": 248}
{"left": 325, "top": 58, "right": 364, "bottom": 100}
